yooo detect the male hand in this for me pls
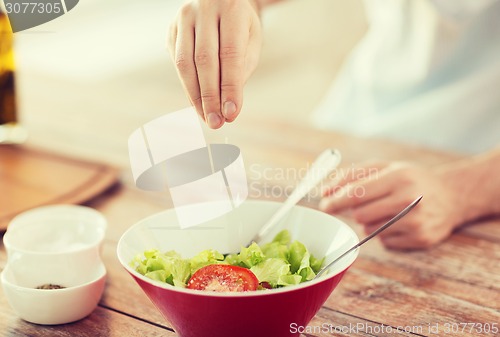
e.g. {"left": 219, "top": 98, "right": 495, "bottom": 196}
{"left": 168, "top": 0, "right": 263, "bottom": 128}
{"left": 319, "top": 162, "right": 465, "bottom": 249}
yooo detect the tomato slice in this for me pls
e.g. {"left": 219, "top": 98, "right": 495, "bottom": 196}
{"left": 187, "top": 264, "right": 259, "bottom": 292}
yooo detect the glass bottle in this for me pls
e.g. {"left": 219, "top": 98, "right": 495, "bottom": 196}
{"left": 0, "top": 9, "right": 27, "bottom": 144}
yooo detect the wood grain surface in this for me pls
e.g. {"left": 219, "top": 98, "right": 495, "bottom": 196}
{"left": 1, "top": 118, "right": 498, "bottom": 337}
{"left": 0, "top": 145, "right": 119, "bottom": 230}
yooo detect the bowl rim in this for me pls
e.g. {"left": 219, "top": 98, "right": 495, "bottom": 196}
{"left": 117, "top": 200, "right": 359, "bottom": 298}
{"left": 1, "top": 262, "right": 107, "bottom": 293}
{"left": 3, "top": 204, "right": 107, "bottom": 256}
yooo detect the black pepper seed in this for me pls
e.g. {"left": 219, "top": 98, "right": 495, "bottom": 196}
{"left": 36, "top": 284, "right": 66, "bottom": 290}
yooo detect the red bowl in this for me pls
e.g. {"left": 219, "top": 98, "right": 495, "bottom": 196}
{"left": 117, "top": 200, "right": 358, "bottom": 337}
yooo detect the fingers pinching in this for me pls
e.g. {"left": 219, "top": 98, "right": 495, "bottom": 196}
{"left": 169, "top": 0, "right": 261, "bottom": 128}
{"left": 194, "top": 5, "right": 224, "bottom": 129}
{"left": 219, "top": 10, "right": 248, "bottom": 122}
{"left": 173, "top": 10, "right": 205, "bottom": 120}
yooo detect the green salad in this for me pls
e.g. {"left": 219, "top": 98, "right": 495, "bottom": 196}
{"left": 131, "top": 230, "right": 324, "bottom": 290}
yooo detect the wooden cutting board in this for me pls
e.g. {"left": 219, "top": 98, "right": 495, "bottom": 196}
{"left": 0, "top": 145, "right": 120, "bottom": 230}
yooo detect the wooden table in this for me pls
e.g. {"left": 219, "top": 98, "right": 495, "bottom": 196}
{"left": 1, "top": 118, "right": 499, "bottom": 337}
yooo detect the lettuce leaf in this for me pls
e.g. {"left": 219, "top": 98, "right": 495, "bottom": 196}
{"left": 288, "top": 241, "right": 307, "bottom": 274}
{"left": 131, "top": 229, "right": 324, "bottom": 290}
{"left": 309, "top": 253, "right": 325, "bottom": 274}
{"left": 250, "top": 258, "right": 290, "bottom": 287}
{"left": 277, "top": 274, "right": 303, "bottom": 286}
{"left": 272, "top": 230, "right": 291, "bottom": 245}
{"left": 189, "top": 249, "right": 225, "bottom": 274}
{"left": 131, "top": 249, "right": 191, "bottom": 287}
{"left": 238, "top": 242, "right": 265, "bottom": 268}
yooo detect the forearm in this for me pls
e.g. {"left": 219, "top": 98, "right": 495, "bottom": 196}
{"left": 437, "top": 147, "right": 500, "bottom": 224}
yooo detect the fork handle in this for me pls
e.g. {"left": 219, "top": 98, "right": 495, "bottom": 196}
{"left": 253, "top": 149, "right": 342, "bottom": 243}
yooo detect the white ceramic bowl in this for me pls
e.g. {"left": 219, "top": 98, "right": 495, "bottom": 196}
{"left": 1, "top": 263, "right": 106, "bottom": 325}
{"left": 3, "top": 205, "right": 107, "bottom": 278}
{"left": 4, "top": 204, "right": 107, "bottom": 254}
{"left": 1, "top": 205, "right": 108, "bottom": 324}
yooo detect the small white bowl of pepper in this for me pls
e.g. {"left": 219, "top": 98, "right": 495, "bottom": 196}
{"left": 1, "top": 205, "right": 107, "bottom": 325}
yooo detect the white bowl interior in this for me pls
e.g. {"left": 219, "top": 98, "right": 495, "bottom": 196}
{"left": 1, "top": 262, "right": 106, "bottom": 290}
{"left": 1, "top": 263, "right": 107, "bottom": 325}
{"left": 118, "top": 200, "right": 359, "bottom": 281}
{"left": 3, "top": 205, "right": 107, "bottom": 287}
{"left": 4, "top": 205, "right": 107, "bottom": 253}
{"left": 3, "top": 258, "right": 106, "bottom": 289}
